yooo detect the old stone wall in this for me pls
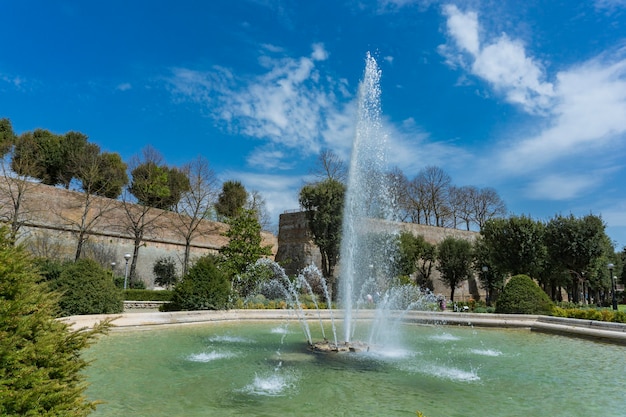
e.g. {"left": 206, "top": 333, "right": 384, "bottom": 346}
{"left": 1, "top": 181, "right": 277, "bottom": 287}
{"left": 275, "top": 211, "right": 484, "bottom": 301}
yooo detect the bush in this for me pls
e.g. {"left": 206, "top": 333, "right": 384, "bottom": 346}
{"left": 51, "top": 259, "right": 124, "bottom": 316}
{"left": 0, "top": 228, "right": 109, "bottom": 416}
{"left": 123, "top": 289, "right": 173, "bottom": 301}
{"left": 167, "top": 255, "right": 231, "bottom": 311}
{"left": 153, "top": 256, "right": 178, "bottom": 288}
{"left": 495, "top": 274, "right": 554, "bottom": 315}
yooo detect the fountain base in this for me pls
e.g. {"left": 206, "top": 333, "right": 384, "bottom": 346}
{"left": 309, "top": 340, "right": 370, "bottom": 353}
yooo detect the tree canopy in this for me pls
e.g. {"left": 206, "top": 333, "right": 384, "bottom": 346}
{"left": 215, "top": 180, "right": 247, "bottom": 219}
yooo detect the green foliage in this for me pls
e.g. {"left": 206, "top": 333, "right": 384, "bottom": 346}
{"left": 495, "top": 274, "right": 554, "bottom": 315}
{"left": 299, "top": 178, "right": 345, "bottom": 280}
{"left": 397, "top": 232, "right": 436, "bottom": 289}
{"left": 152, "top": 256, "right": 178, "bottom": 288}
{"left": 0, "top": 117, "right": 16, "bottom": 157}
{"left": 129, "top": 162, "right": 190, "bottom": 210}
{"left": 552, "top": 306, "right": 626, "bottom": 323}
{"left": 123, "top": 289, "right": 173, "bottom": 301}
{"left": 50, "top": 259, "right": 123, "bottom": 316}
{"left": 168, "top": 255, "right": 231, "bottom": 311}
{"left": 0, "top": 228, "right": 109, "bottom": 416}
{"left": 234, "top": 258, "right": 279, "bottom": 299}
{"left": 481, "top": 216, "right": 546, "bottom": 278}
{"left": 219, "top": 209, "right": 273, "bottom": 277}
{"left": 436, "top": 236, "right": 474, "bottom": 301}
{"left": 215, "top": 180, "right": 248, "bottom": 219}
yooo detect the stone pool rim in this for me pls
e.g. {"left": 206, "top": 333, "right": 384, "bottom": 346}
{"left": 60, "top": 309, "right": 626, "bottom": 345}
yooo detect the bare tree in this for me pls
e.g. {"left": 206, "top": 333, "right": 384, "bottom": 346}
{"left": 0, "top": 156, "right": 39, "bottom": 243}
{"left": 412, "top": 166, "right": 451, "bottom": 227}
{"left": 310, "top": 149, "right": 347, "bottom": 183}
{"left": 387, "top": 167, "right": 412, "bottom": 222}
{"left": 246, "top": 190, "right": 272, "bottom": 231}
{"left": 449, "top": 185, "right": 477, "bottom": 231}
{"left": 173, "top": 155, "right": 219, "bottom": 275}
{"left": 472, "top": 187, "right": 507, "bottom": 229}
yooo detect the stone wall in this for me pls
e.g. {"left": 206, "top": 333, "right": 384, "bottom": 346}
{"left": 275, "top": 211, "right": 484, "bottom": 301}
{"left": 1, "top": 180, "right": 277, "bottom": 288}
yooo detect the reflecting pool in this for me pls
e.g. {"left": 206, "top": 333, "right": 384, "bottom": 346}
{"left": 85, "top": 322, "right": 625, "bottom": 417}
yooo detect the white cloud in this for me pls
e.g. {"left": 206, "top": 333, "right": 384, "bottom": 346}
{"left": 116, "top": 82, "right": 132, "bottom": 91}
{"left": 440, "top": 4, "right": 626, "bottom": 201}
{"left": 524, "top": 173, "right": 601, "bottom": 200}
{"left": 166, "top": 43, "right": 345, "bottom": 168}
{"left": 441, "top": 4, "right": 555, "bottom": 114}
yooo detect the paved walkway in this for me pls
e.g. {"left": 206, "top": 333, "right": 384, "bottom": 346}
{"left": 60, "top": 309, "right": 626, "bottom": 345}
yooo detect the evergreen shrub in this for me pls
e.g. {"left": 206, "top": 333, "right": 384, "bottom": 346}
{"left": 167, "top": 255, "right": 231, "bottom": 311}
{"left": 0, "top": 229, "right": 109, "bottom": 416}
{"left": 51, "top": 259, "right": 123, "bottom": 316}
{"left": 495, "top": 274, "right": 554, "bottom": 315}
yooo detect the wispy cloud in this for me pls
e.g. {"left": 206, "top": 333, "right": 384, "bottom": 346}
{"left": 440, "top": 3, "right": 626, "bottom": 201}
{"left": 166, "top": 43, "right": 348, "bottom": 169}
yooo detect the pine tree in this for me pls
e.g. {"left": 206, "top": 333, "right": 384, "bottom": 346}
{"left": 0, "top": 227, "right": 109, "bottom": 416}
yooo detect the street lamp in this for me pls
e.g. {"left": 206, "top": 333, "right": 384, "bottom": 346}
{"left": 482, "top": 266, "right": 489, "bottom": 305}
{"left": 607, "top": 263, "right": 617, "bottom": 311}
{"left": 123, "top": 253, "right": 131, "bottom": 290}
{"left": 110, "top": 262, "right": 116, "bottom": 279}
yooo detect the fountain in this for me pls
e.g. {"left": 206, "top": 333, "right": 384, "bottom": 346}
{"left": 82, "top": 53, "right": 626, "bottom": 417}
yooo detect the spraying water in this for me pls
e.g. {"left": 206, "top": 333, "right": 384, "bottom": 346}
{"left": 339, "top": 53, "right": 399, "bottom": 343}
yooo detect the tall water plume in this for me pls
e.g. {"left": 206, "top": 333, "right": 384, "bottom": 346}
{"left": 339, "top": 53, "right": 399, "bottom": 343}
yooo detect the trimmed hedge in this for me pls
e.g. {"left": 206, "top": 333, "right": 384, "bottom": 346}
{"left": 123, "top": 289, "right": 173, "bottom": 301}
{"left": 495, "top": 274, "right": 554, "bottom": 315}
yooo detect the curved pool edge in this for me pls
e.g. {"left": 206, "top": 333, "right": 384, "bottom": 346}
{"left": 60, "top": 309, "right": 626, "bottom": 345}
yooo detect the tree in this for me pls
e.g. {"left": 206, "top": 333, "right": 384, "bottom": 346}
{"left": 168, "top": 254, "right": 231, "bottom": 311}
{"left": 0, "top": 227, "right": 109, "bottom": 416}
{"left": 472, "top": 187, "right": 507, "bottom": 229}
{"left": 246, "top": 189, "right": 271, "bottom": 231}
{"left": 153, "top": 256, "right": 178, "bottom": 288}
{"left": 436, "top": 236, "right": 474, "bottom": 301}
{"left": 215, "top": 180, "right": 247, "bottom": 220}
{"left": 480, "top": 215, "right": 546, "bottom": 279}
{"left": 10, "top": 129, "right": 89, "bottom": 188}
{"left": 544, "top": 214, "right": 608, "bottom": 303}
{"left": 0, "top": 150, "right": 39, "bottom": 244}
{"left": 413, "top": 166, "right": 451, "bottom": 226}
{"left": 309, "top": 149, "right": 347, "bottom": 183}
{"left": 173, "top": 156, "right": 218, "bottom": 275}
{"left": 219, "top": 208, "right": 273, "bottom": 277}
{"left": 62, "top": 144, "right": 128, "bottom": 260}
{"left": 473, "top": 237, "right": 506, "bottom": 305}
{"left": 397, "top": 231, "right": 436, "bottom": 289}
{"left": 299, "top": 178, "right": 345, "bottom": 293}
{"left": 122, "top": 146, "right": 188, "bottom": 282}
{"left": 0, "top": 118, "right": 16, "bottom": 158}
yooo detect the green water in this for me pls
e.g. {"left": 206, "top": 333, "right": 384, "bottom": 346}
{"left": 84, "top": 321, "right": 625, "bottom": 417}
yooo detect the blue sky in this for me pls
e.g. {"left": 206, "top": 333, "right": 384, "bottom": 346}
{"left": 2, "top": 0, "right": 626, "bottom": 247}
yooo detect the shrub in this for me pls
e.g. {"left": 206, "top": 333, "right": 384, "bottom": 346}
{"left": 0, "top": 228, "right": 109, "bottom": 416}
{"left": 495, "top": 274, "right": 554, "bottom": 315}
{"left": 123, "top": 289, "right": 173, "bottom": 301}
{"left": 51, "top": 259, "right": 124, "bottom": 316}
{"left": 153, "top": 256, "right": 178, "bottom": 288}
{"left": 167, "top": 255, "right": 231, "bottom": 311}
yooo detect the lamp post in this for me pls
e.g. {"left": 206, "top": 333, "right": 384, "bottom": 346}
{"left": 110, "top": 262, "right": 116, "bottom": 279}
{"left": 608, "top": 263, "right": 617, "bottom": 311}
{"left": 123, "top": 253, "right": 131, "bottom": 290}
